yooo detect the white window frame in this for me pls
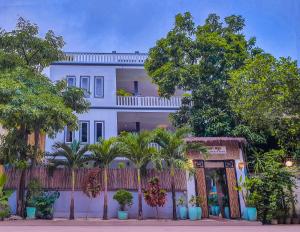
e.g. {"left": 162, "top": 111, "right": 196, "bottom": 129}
{"left": 79, "top": 121, "right": 90, "bottom": 144}
{"left": 94, "top": 121, "right": 104, "bottom": 142}
{"left": 66, "top": 76, "right": 76, "bottom": 87}
{"left": 80, "top": 76, "right": 90, "bottom": 97}
{"left": 64, "top": 127, "right": 74, "bottom": 143}
{"left": 94, "top": 76, "right": 104, "bottom": 98}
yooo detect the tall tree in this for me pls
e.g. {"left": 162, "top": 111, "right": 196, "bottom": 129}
{"left": 51, "top": 140, "right": 90, "bottom": 220}
{"left": 228, "top": 54, "right": 300, "bottom": 158}
{"left": 153, "top": 127, "right": 207, "bottom": 220}
{"left": 0, "top": 17, "right": 90, "bottom": 216}
{"left": 89, "top": 137, "right": 121, "bottom": 220}
{"left": 145, "top": 12, "right": 264, "bottom": 143}
{"left": 118, "top": 131, "right": 158, "bottom": 220}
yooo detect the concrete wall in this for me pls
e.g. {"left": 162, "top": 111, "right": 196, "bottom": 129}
{"left": 295, "top": 179, "right": 300, "bottom": 215}
{"left": 8, "top": 190, "right": 184, "bottom": 219}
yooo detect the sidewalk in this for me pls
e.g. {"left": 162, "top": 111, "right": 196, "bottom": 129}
{"left": 0, "top": 218, "right": 262, "bottom": 226}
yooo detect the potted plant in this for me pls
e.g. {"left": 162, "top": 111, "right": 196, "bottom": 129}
{"left": 177, "top": 196, "right": 187, "bottom": 220}
{"left": 188, "top": 195, "right": 198, "bottom": 220}
{"left": 26, "top": 179, "right": 42, "bottom": 219}
{"left": 195, "top": 195, "right": 203, "bottom": 220}
{"left": 0, "top": 174, "right": 13, "bottom": 220}
{"left": 35, "top": 191, "right": 60, "bottom": 219}
{"left": 113, "top": 189, "right": 133, "bottom": 220}
{"left": 245, "top": 192, "right": 257, "bottom": 221}
{"left": 222, "top": 195, "right": 230, "bottom": 219}
{"left": 208, "top": 195, "right": 219, "bottom": 216}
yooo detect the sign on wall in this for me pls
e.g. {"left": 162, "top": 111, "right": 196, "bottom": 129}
{"left": 208, "top": 146, "right": 227, "bottom": 155}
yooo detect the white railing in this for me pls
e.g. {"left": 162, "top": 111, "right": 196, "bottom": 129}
{"left": 149, "top": 143, "right": 162, "bottom": 150}
{"left": 59, "top": 52, "right": 148, "bottom": 65}
{"left": 116, "top": 96, "right": 182, "bottom": 108}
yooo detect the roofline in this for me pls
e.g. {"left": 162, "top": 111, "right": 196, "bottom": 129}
{"left": 64, "top": 51, "right": 148, "bottom": 55}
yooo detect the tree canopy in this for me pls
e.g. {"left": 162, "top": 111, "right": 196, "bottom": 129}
{"left": 145, "top": 12, "right": 264, "bottom": 143}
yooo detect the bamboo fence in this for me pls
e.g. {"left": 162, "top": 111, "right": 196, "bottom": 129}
{"left": 4, "top": 167, "right": 187, "bottom": 191}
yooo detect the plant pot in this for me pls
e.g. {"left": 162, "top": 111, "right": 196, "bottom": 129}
{"left": 196, "top": 207, "right": 202, "bottom": 220}
{"left": 285, "top": 218, "right": 291, "bottom": 224}
{"left": 242, "top": 207, "right": 248, "bottom": 220}
{"left": 271, "top": 219, "right": 278, "bottom": 225}
{"left": 247, "top": 207, "right": 257, "bottom": 221}
{"left": 26, "top": 207, "right": 36, "bottom": 219}
{"left": 212, "top": 205, "right": 220, "bottom": 216}
{"left": 188, "top": 207, "right": 198, "bottom": 221}
{"left": 178, "top": 206, "right": 188, "bottom": 220}
{"left": 224, "top": 206, "right": 230, "bottom": 219}
{"left": 117, "top": 210, "right": 128, "bottom": 220}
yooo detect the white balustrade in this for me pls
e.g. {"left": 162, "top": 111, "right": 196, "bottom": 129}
{"left": 116, "top": 96, "right": 182, "bottom": 108}
{"left": 60, "top": 52, "right": 148, "bottom": 65}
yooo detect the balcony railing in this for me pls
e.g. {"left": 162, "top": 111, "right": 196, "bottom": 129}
{"left": 57, "top": 52, "right": 148, "bottom": 65}
{"left": 116, "top": 96, "right": 182, "bottom": 108}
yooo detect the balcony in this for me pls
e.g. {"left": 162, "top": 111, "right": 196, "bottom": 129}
{"left": 116, "top": 96, "right": 182, "bottom": 109}
{"left": 56, "top": 52, "right": 148, "bottom": 65}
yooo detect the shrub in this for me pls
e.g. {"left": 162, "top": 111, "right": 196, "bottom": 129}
{"left": 35, "top": 191, "right": 60, "bottom": 219}
{"left": 113, "top": 189, "right": 133, "bottom": 211}
{"left": 0, "top": 174, "right": 13, "bottom": 220}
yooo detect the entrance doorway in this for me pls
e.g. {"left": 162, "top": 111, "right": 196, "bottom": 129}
{"left": 205, "top": 168, "right": 230, "bottom": 219}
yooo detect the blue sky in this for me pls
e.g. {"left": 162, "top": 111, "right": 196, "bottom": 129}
{"left": 0, "top": 0, "right": 299, "bottom": 61}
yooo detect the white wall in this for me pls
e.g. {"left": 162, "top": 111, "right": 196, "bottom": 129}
{"left": 295, "top": 179, "right": 300, "bottom": 215}
{"left": 45, "top": 109, "right": 117, "bottom": 152}
{"left": 50, "top": 64, "right": 117, "bottom": 107}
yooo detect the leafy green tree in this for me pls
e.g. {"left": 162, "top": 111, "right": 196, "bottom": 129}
{"left": 51, "top": 140, "right": 90, "bottom": 220}
{"left": 89, "top": 137, "right": 121, "bottom": 220}
{"left": 0, "top": 173, "right": 13, "bottom": 220}
{"left": 153, "top": 127, "right": 207, "bottom": 220}
{"left": 247, "top": 150, "right": 296, "bottom": 223}
{"left": 0, "top": 17, "right": 89, "bottom": 217}
{"left": 228, "top": 54, "right": 300, "bottom": 158}
{"left": 118, "top": 131, "right": 158, "bottom": 220}
{"left": 145, "top": 12, "right": 264, "bottom": 143}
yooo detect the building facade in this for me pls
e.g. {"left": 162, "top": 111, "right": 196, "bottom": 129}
{"left": 43, "top": 52, "right": 247, "bottom": 218}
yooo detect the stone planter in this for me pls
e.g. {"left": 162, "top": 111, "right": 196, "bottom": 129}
{"left": 26, "top": 207, "right": 36, "bottom": 219}
{"left": 196, "top": 207, "right": 202, "bottom": 220}
{"left": 247, "top": 207, "right": 257, "bottom": 221}
{"left": 285, "top": 218, "right": 292, "bottom": 224}
{"left": 117, "top": 211, "right": 128, "bottom": 220}
{"left": 178, "top": 206, "right": 188, "bottom": 220}
{"left": 291, "top": 217, "right": 299, "bottom": 224}
{"left": 271, "top": 219, "right": 278, "bottom": 225}
{"left": 188, "top": 207, "right": 198, "bottom": 221}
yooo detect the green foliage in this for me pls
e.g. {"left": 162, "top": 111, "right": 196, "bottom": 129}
{"left": 34, "top": 191, "right": 60, "bottom": 219}
{"left": 89, "top": 137, "right": 121, "bottom": 167}
{"left": 117, "top": 162, "right": 126, "bottom": 169}
{"left": 113, "top": 189, "right": 133, "bottom": 211}
{"left": 116, "top": 89, "right": 133, "bottom": 96}
{"left": 0, "top": 174, "right": 13, "bottom": 219}
{"left": 228, "top": 54, "right": 300, "bottom": 158}
{"left": 177, "top": 196, "right": 186, "bottom": 207}
{"left": 118, "top": 131, "right": 157, "bottom": 169}
{"left": 26, "top": 178, "right": 42, "bottom": 207}
{"left": 208, "top": 195, "right": 219, "bottom": 206}
{"left": 145, "top": 12, "right": 263, "bottom": 142}
{"left": 51, "top": 140, "right": 90, "bottom": 169}
{"left": 240, "top": 150, "right": 297, "bottom": 223}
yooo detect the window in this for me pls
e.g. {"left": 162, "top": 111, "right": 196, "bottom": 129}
{"left": 65, "top": 127, "right": 74, "bottom": 143}
{"left": 94, "top": 76, "right": 104, "bottom": 98}
{"left": 80, "top": 76, "right": 90, "bottom": 97}
{"left": 134, "top": 81, "right": 139, "bottom": 95}
{"left": 94, "top": 121, "right": 104, "bottom": 142}
{"left": 67, "top": 76, "right": 76, "bottom": 87}
{"left": 79, "top": 121, "right": 89, "bottom": 143}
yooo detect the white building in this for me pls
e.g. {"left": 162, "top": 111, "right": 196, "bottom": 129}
{"left": 45, "top": 52, "right": 183, "bottom": 159}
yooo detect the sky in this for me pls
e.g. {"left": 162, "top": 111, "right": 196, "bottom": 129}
{"left": 0, "top": 0, "right": 299, "bottom": 61}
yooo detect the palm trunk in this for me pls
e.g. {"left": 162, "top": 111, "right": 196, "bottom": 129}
{"left": 70, "top": 168, "right": 75, "bottom": 220}
{"left": 170, "top": 165, "right": 177, "bottom": 220}
{"left": 0, "top": 164, "right": 4, "bottom": 175}
{"left": 137, "top": 168, "right": 143, "bottom": 220}
{"left": 103, "top": 166, "right": 108, "bottom": 220}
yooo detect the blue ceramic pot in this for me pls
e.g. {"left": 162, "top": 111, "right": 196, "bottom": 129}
{"left": 26, "top": 207, "right": 36, "bottom": 219}
{"left": 224, "top": 206, "right": 230, "bottom": 219}
{"left": 188, "top": 207, "right": 198, "bottom": 221}
{"left": 247, "top": 207, "right": 257, "bottom": 221}
{"left": 196, "top": 207, "right": 202, "bottom": 220}
{"left": 242, "top": 207, "right": 248, "bottom": 220}
{"left": 118, "top": 211, "right": 128, "bottom": 220}
{"left": 179, "top": 206, "right": 188, "bottom": 220}
{"left": 212, "top": 205, "right": 220, "bottom": 216}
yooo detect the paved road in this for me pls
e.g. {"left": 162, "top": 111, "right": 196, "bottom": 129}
{"left": 0, "top": 226, "right": 299, "bottom": 232}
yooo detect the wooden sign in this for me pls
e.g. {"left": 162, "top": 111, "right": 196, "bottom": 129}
{"left": 208, "top": 146, "right": 227, "bottom": 155}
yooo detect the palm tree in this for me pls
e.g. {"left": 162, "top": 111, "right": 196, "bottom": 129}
{"left": 51, "top": 140, "right": 89, "bottom": 220}
{"left": 89, "top": 137, "right": 121, "bottom": 220}
{"left": 118, "top": 131, "right": 158, "bottom": 220}
{"left": 153, "top": 127, "right": 207, "bottom": 220}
